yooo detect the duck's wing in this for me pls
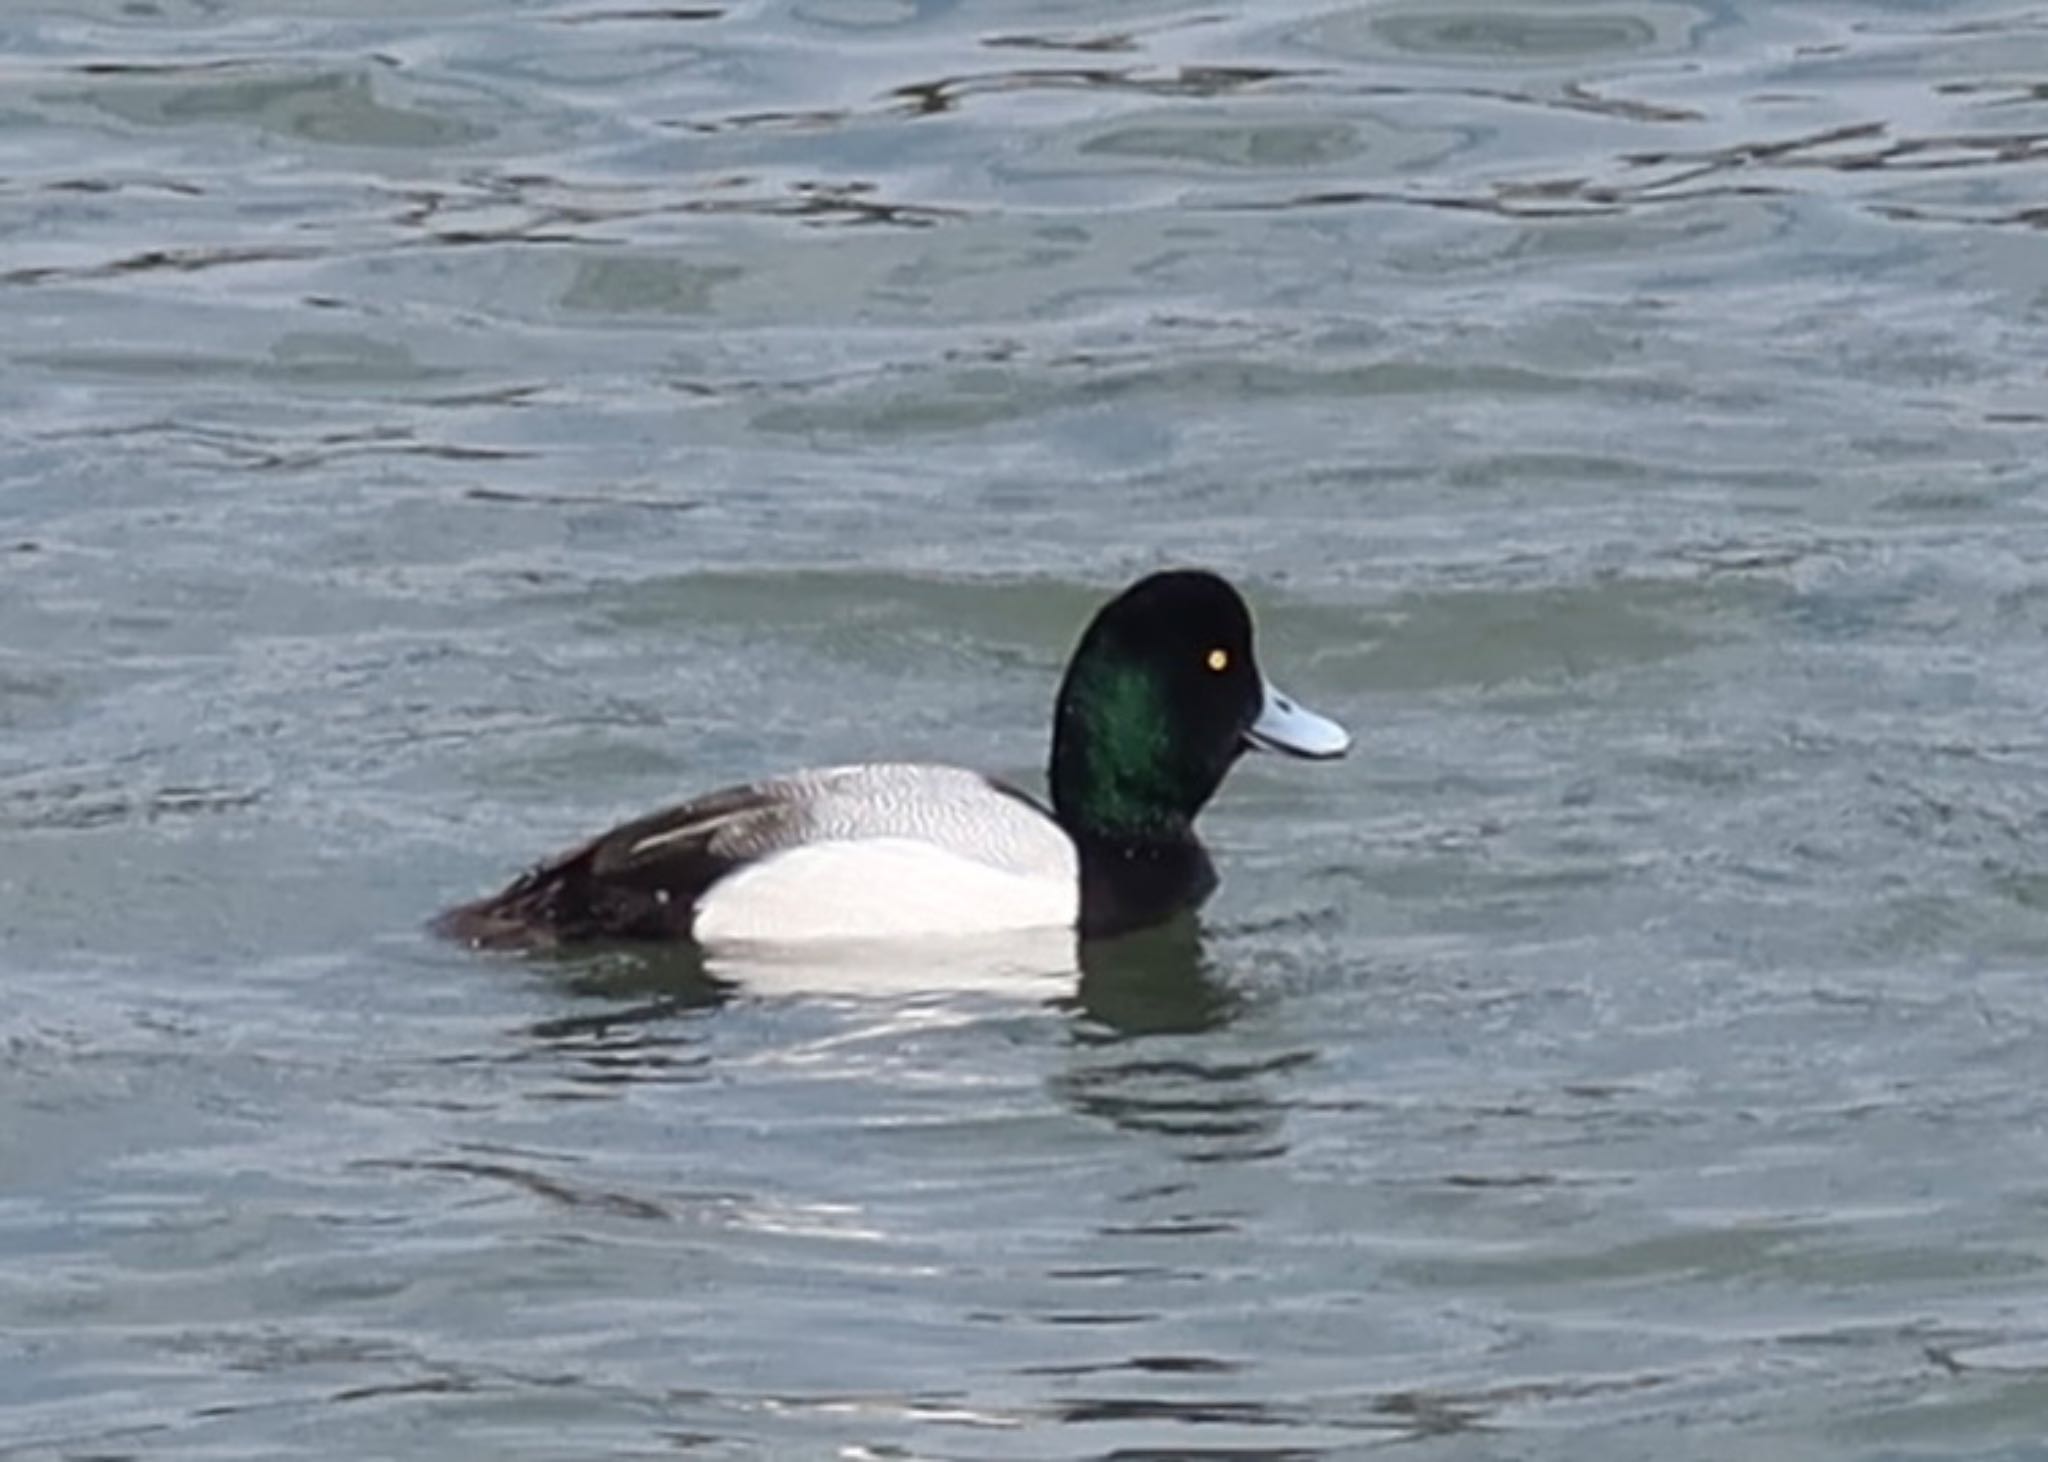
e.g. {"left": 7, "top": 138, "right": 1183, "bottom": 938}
{"left": 432, "top": 778, "right": 817, "bottom": 949}
{"left": 433, "top": 763, "right": 1066, "bottom": 949}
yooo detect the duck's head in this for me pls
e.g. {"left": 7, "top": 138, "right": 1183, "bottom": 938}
{"left": 1050, "top": 569, "right": 1349, "bottom": 838}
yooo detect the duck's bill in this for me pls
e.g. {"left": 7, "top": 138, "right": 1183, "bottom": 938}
{"left": 1245, "top": 678, "right": 1351, "bottom": 760}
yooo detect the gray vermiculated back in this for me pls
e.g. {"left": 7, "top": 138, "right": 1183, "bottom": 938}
{"left": 690, "top": 763, "right": 1077, "bottom": 881}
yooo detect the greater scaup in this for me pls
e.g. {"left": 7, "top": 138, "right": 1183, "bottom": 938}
{"left": 435, "top": 569, "right": 1348, "bottom": 948}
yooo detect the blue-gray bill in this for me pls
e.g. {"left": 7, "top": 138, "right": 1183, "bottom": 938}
{"left": 1244, "top": 679, "right": 1350, "bottom": 759}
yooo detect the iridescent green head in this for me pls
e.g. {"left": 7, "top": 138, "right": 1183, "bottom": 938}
{"left": 1049, "top": 570, "right": 1349, "bottom": 841}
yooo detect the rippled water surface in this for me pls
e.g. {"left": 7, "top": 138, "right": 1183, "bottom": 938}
{"left": 8, "top": 0, "right": 2048, "bottom": 1456}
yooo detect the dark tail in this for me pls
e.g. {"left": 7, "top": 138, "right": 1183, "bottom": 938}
{"left": 431, "top": 840, "right": 690, "bottom": 949}
{"left": 429, "top": 859, "right": 583, "bottom": 951}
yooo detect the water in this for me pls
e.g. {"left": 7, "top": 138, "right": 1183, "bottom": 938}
{"left": 6, "top": 0, "right": 2048, "bottom": 1455}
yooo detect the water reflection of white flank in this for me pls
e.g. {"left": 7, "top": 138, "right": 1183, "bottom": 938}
{"left": 701, "top": 924, "right": 1082, "bottom": 1001}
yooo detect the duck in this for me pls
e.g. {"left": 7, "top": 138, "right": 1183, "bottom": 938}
{"left": 434, "top": 568, "right": 1349, "bottom": 950}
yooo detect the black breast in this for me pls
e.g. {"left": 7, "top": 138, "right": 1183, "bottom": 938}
{"left": 1073, "top": 833, "right": 1218, "bottom": 940}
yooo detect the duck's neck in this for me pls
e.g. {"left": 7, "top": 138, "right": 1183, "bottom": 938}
{"left": 1066, "top": 826, "right": 1218, "bottom": 940}
{"left": 1050, "top": 656, "right": 1228, "bottom": 937}
{"left": 1051, "top": 734, "right": 1220, "bottom": 939}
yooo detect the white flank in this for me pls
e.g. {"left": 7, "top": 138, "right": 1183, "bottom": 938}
{"left": 691, "top": 836, "right": 1079, "bottom": 944}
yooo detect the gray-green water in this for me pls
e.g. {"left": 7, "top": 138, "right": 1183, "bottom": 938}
{"left": 8, "top": 0, "right": 2048, "bottom": 1456}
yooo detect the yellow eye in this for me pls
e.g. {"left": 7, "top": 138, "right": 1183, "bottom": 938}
{"left": 1206, "top": 648, "right": 1230, "bottom": 673}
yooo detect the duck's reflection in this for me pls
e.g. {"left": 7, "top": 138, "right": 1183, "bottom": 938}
{"left": 511, "top": 945, "right": 727, "bottom": 1094}
{"left": 1061, "top": 922, "right": 1299, "bottom": 1162}
{"left": 523, "top": 919, "right": 1233, "bottom": 1034}
{"left": 1071, "top": 918, "right": 1237, "bottom": 1036}
{"left": 525, "top": 943, "right": 729, "bottom": 1033}
{"left": 514, "top": 921, "right": 1302, "bottom": 1163}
